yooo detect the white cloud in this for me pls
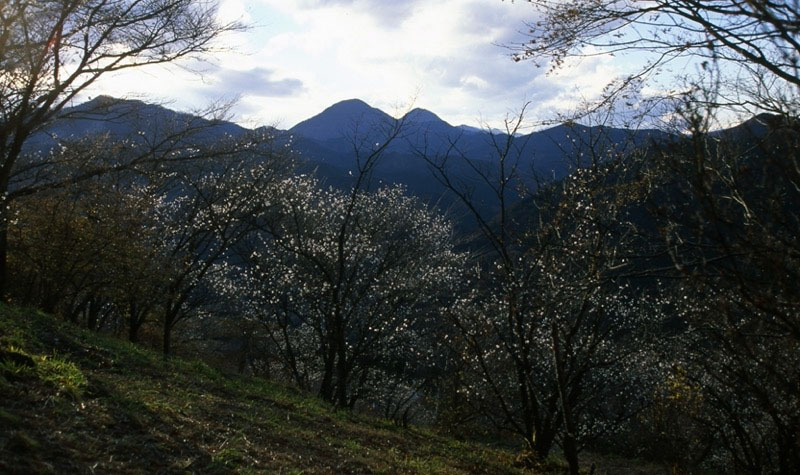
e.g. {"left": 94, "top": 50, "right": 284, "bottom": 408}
{"left": 203, "top": 67, "right": 305, "bottom": 97}
{"left": 84, "top": 0, "right": 626, "bottom": 130}
{"left": 460, "top": 75, "right": 490, "bottom": 90}
{"left": 533, "top": 51, "right": 622, "bottom": 116}
{"left": 217, "top": 0, "right": 253, "bottom": 25}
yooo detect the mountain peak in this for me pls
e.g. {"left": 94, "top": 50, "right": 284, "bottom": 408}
{"left": 72, "top": 95, "right": 136, "bottom": 113}
{"left": 86, "top": 94, "right": 118, "bottom": 106}
{"left": 404, "top": 108, "right": 444, "bottom": 124}
{"left": 329, "top": 97, "right": 371, "bottom": 108}
{"left": 290, "top": 99, "right": 394, "bottom": 141}
{"left": 317, "top": 98, "right": 375, "bottom": 117}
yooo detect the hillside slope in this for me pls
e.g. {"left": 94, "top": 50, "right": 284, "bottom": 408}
{"left": 0, "top": 306, "right": 520, "bottom": 474}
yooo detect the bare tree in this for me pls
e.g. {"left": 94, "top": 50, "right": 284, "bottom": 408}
{"left": 0, "top": 0, "right": 242, "bottom": 298}
{"left": 513, "top": 0, "right": 799, "bottom": 117}
{"left": 7, "top": 178, "right": 156, "bottom": 324}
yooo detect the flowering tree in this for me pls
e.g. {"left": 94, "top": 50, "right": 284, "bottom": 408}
{"left": 645, "top": 110, "right": 800, "bottom": 472}
{"left": 152, "top": 150, "right": 293, "bottom": 357}
{"left": 421, "top": 110, "right": 664, "bottom": 473}
{"left": 232, "top": 176, "right": 465, "bottom": 409}
{"left": 509, "top": 3, "right": 800, "bottom": 470}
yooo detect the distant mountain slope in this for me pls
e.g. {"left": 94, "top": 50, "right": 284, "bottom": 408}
{"left": 26, "top": 96, "right": 249, "bottom": 151}
{"left": 29, "top": 96, "right": 670, "bottom": 180}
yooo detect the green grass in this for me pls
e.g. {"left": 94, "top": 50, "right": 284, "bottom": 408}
{"left": 0, "top": 304, "right": 523, "bottom": 474}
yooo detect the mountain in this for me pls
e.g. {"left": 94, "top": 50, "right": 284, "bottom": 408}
{"left": 457, "top": 124, "right": 515, "bottom": 136}
{"left": 20, "top": 94, "right": 696, "bottom": 237}
{"left": 25, "top": 95, "right": 249, "bottom": 152}
{"left": 401, "top": 107, "right": 466, "bottom": 146}
{"left": 22, "top": 96, "right": 678, "bottom": 228}
{"left": 711, "top": 113, "right": 780, "bottom": 140}
{"left": 284, "top": 102, "right": 672, "bottom": 226}
{"left": 290, "top": 101, "right": 457, "bottom": 143}
{"left": 404, "top": 107, "right": 444, "bottom": 124}
{"left": 289, "top": 99, "right": 394, "bottom": 142}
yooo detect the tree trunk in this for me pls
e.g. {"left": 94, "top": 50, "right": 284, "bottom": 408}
{"left": 0, "top": 225, "right": 7, "bottom": 303}
{"left": 319, "top": 340, "right": 336, "bottom": 403}
{"left": 163, "top": 316, "right": 174, "bottom": 357}
{"left": 552, "top": 321, "right": 579, "bottom": 475}
{"left": 237, "top": 334, "right": 251, "bottom": 374}
{"left": 129, "top": 319, "right": 142, "bottom": 343}
{"left": 1, "top": 136, "right": 23, "bottom": 305}
{"left": 128, "top": 303, "right": 143, "bottom": 342}
{"left": 335, "top": 325, "right": 349, "bottom": 408}
{"left": 516, "top": 364, "right": 537, "bottom": 453}
{"left": 87, "top": 297, "right": 102, "bottom": 331}
{"left": 531, "top": 428, "right": 556, "bottom": 462}
{"left": 563, "top": 431, "right": 580, "bottom": 475}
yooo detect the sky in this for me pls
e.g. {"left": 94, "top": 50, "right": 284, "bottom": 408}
{"left": 85, "top": 0, "right": 625, "bottom": 131}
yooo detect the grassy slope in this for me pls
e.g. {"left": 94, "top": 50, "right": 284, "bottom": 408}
{"left": 0, "top": 305, "right": 522, "bottom": 474}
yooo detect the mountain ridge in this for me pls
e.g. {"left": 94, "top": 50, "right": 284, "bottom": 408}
{"left": 22, "top": 96, "right": 683, "bottom": 226}
{"left": 28, "top": 96, "right": 769, "bottom": 228}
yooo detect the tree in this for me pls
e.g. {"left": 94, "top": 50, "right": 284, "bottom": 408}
{"left": 0, "top": 0, "right": 241, "bottom": 298}
{"left": 7, "top": 176, "right": 162, "bottom": 334}
{"left": 420, "top": 110, "right": 662, "bottom": 473}
{"left": 514, "top": 0, "right": 799, "bottom": 116}
{"left": 512, "top": 3, "right": 800, "bottom": 471}
{"left": 231, "top": 176, "right": 464, "bottom": 409}
{"left": 210, "top": 110, "right": 466, "bottom": 410}
{"left": 7, "top": 109, "right": 292, "bottom": 347}
{"left": 643, "top": 109, "right": 800, "bottom": 472}
{"left": 152, "top": 151, "right": 292, "bottom": 357}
